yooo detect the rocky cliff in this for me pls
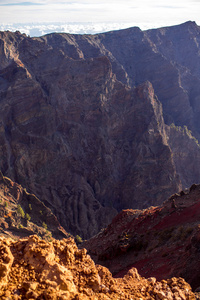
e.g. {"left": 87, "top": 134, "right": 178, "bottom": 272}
{"left": 166, "top": 124, "right": 200, "bottom": 189}
{"left": 0, "top": 234, "right": 196, "bottom": 299}
{"left": 0, "top": 29, "right": 183, "bottom": 238}
{"left": 40, "top": 21, "right": 200, "bottom": 135}
{"left": 1, "top": 22, "right": 200, "bottom": 238}
{"left": 83, "top": 184, "right": 200, "bottom": 290}
{"left": 97, "top": 22, "right": 200, "bottom": 136}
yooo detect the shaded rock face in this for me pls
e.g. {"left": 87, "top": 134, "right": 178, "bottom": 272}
{"left": 0, "top": 171, "right": 68, "bottom": 240}
{"left": 83, "top": 184, "right": 200, "bottom": 290}
{"left": 0, "top": 235, "right": 196, "bottom": 299}
{"left": 166, "top": 124, "right": 200, "bottom": 189}
{"left": 0, "top": 30, "right": 182, "bottom": 238}
{"left": 37, "top": 22, "right": 200, "bottom": 135}
{"left": 97, "top": 22, "right": 200, "bottom": 135}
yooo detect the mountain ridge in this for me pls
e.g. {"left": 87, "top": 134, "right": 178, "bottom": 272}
{"left": 1, "top": 21, "right": 200, "bottom": 237}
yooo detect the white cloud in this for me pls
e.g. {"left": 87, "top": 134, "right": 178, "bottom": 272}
{"left": 0, "top": 22, "right": 147, "bottom": 37}
{"left": 0, "top": 0, "right": 200, "bottom": 31}
{"left": 1, "top": 20, "right": 198, "bottom": 38}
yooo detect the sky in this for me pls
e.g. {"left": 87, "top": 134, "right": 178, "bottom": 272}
{"left": 0, "top": 0, "right": 200, "bottom": 36}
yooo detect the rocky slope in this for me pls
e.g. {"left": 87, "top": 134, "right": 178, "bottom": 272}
{"left": 83, "top": 183, "right": 200, "bottom": 290}
{"left": 0, "top": 171, "right": 68, "bottom": 240}
{"left": 0, "top": 234, "right": 196, "bottom": 299}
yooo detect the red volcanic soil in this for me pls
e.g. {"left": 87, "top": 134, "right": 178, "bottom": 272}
{"left": 83, "top": 184, "right": 200, "bottom": 289}
{"left": 153, "top": 201, "right": 200, "bottom": 231}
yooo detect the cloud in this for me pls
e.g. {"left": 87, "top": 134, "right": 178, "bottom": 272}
{"left": 0, "top": 2, "right": 43, "bottom": 5}
{"left": 155, "top": 5, "right": 185, "bottom": 9}
{"left": 1, "top": 20, "right": 198, "bottom": 38}
{"left": 0, "top": 22, "right": 160, "bottom": 37}
{"left": 0, "top": 0, "right": 200, "bottom": 26}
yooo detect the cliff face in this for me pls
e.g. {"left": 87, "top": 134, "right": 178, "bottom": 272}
{"left": 83, "top": 184, "right": 200, "bottom": 290}
{"left": 166, "top": 124, "right": 200, "bottom": 189}
{"left": 41, "top": 22, "right": 200, "bottom": 135}
{"left": 0, "top": 30, "right": 183, "bottom": 238}
{"left": 98, "top": 22, "right": 200, "bottom": 135}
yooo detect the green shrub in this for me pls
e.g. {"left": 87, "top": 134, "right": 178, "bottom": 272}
{"left": 75, "top": 235, "right": 83, "bottom": 243}
{"left": 29, "top": 204, "right": 32, "bottom": 211}
{"left": 47, "top": 231, "right": 52, "bottom": 237}
{"left": 42, "top": 222, "right": 47, "bottom": 230}
{"left": 17, "top": 205, "right": 25, "bottom": 218}
{"left": 26, "top": 213, "right": 31, "bottom": 221}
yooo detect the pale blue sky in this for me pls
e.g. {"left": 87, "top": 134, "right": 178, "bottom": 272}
{"left": 0, "top": 0, "right": 200, "bottom": 35}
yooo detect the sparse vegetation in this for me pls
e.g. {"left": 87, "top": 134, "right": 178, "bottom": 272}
{"left": 172, "top": 226, "right": 194, "bottom": 241}
{"left": 26, "top": 213, "right": 31, "bottom": 221}
{"left": 29, "top": 203, "right": 32, "bottom": 211}
{"left": 17, "top": 205, "right": 25, "bottom": 218}
{"left": 170, "top": 123, "right": 200, "bottom": 147}
{"left": 42, "top": 222, "right": 48, "bottom": 230}
{"left": 75, "top": 235, "right": 83, "bottom": 243}
{"left": 40, "top": 210, "right": 43, "bottom": 215}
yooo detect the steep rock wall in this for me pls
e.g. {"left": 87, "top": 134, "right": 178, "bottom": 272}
{"left": 0, "top": 30, "right": 181, "bottom": 238}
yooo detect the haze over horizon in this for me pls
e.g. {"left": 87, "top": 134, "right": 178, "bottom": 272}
{"left": 0, "top": 0, "right": 200, "bottom": 36}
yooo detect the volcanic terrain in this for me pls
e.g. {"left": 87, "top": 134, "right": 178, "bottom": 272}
{"left": 1, "top": 22, "right": 200, "bottom": 237}
{"left": 83, "top": 184, "right": 200, "bottom": 290}
{"left": 0, "top": 21, "right": 200, "bottom": 299}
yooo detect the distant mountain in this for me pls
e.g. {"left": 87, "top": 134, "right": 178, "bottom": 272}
{"left": 1, "top": 22, "right": 200, "bottom": 238}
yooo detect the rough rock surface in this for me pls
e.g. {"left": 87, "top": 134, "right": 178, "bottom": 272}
{"left": 0, "top": 234, "right": 196, "bottom": 299}
{"left": 166, "top": 124, "right": 200, "bottom": 189}
{"left": 2, "top": 22, "right": 200, "bottom": 237}
{"left": 37, "top": 21, "right": 200, "bottom": 136}
{"left": 83, "top": 183, "right": 200, "bottom": 290}
{"left": 97, "top": 22, "right": 200, "bottom": 136}
{"left": 0, "top": 29, "right": 183, "bottom": 238}
{"left": 0, "top": 171, "right": 68, "bottom": 240}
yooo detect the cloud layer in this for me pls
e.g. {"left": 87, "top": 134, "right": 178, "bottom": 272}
{"left": 0, "top": 0, "right": 200, "bottom": 34}
{"left": 0, "top": 22, "right": 156, "bottom": 37}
